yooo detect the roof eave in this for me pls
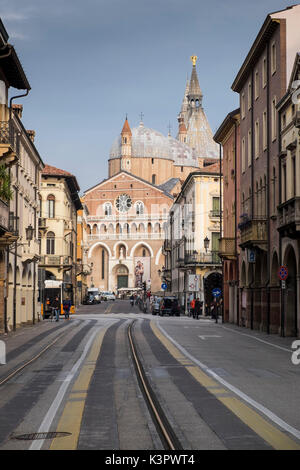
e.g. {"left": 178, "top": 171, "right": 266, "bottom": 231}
{"left": 231, "top": 16, "right": 279, "bottom": 92}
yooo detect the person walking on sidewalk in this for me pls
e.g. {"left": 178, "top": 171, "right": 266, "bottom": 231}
{"left": 190, "top": 298, "right": 195, "bottom": 318}
{"left": 194, "top": 298, "right": 201, "bottom": 319}
{"left": 63, "top": 296, "right": 72, "bottom": 320}
{"left": 51, "top": 296, "right": 60, "bottom": 322}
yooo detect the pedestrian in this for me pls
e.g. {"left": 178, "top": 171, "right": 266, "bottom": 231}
{"left": 190, "top": 298, "right": 195, "bottom": 318}
{"left": 194, "top": 298, "right": 201, "bottom": 319}
{"left": 63, "top": 296, "right": 72, "bottom": 320}
{"left": 51, "top": 296, "right": 60, "bottom": 322}
{"left": 211, "top": 298, "right": 218, "bottom": 322}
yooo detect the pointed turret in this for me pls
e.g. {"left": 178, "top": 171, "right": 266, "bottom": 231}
{"left": 120, "top": 116, "right": 132, "bottom": 170}
{"left": 188, "top": 56, "right": 203, "bottom": 108}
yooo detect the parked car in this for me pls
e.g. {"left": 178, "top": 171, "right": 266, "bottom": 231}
{"left": 158, "top": 297, "right": 180, "bottom": 316}
{"left": 151, "top": 297, "right": 161, "bottom": 315}
{"left": 102, "top": 291, "right": 116, "bottom": 301}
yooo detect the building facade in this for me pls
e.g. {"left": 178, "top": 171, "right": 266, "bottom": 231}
{"left": 38, "top": 165, "right": 82, "bottom": 311}
{"left": 277, "top": 53, "right": 300, "bottom": 336}
{"left": 231, "top": 5, "right": 300, "bottom": 334}
{"left": 164, "top": 166, "right": 222, "bottom": 311}
{"left": 214, "top": 109, "right": 241, "bottom": 324}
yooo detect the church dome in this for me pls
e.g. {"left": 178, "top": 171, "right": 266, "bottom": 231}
{"left": 109, "top": 121, "right": 198, "bottom": 167}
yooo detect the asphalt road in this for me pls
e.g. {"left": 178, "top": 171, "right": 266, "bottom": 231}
{"left": 0, "top": 299, "right": 299, "bottom": 450}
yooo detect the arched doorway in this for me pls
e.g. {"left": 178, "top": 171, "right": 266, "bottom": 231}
{"left": 114, "top": 264, "right": 129, "bottom": 289}
{"left": 204, "top": 272, "right": 222, "bottom": 307}
{"left": 284, "top": 245, "right": 298, "bottom": 336}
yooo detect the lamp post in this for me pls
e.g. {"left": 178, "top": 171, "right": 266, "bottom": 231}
{"left": 25, "top": 224, "right": 34, "bottom": 246}
{"left": 204, "top": 236, "right": 210, "bottom": 253}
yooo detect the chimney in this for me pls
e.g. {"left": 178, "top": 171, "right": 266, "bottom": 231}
{"left": 12, "top": 104, "right": 23, "bottom": 119}
{"left": 27, "top": 130, "right": 35, "bottom": 143}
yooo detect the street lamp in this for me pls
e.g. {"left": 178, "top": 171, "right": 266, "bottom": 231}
{"left": 25, "top": 224, "right": 34, "bottom": 246}
{"left": 204, "top": 236, "right": 210, "bottom": 253}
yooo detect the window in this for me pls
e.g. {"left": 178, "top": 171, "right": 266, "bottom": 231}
{"left": 39, "top": 196, "right": 42, "bottom": 216}
{"left": 247, "top": 129, "right": 252, "bottom": 167}
{"left": 263, "top": 111, "right": 267, "bottom": 150}
{"left": 282, "top": 163, "right": 287, "bottom": 202}
{"left": 262, "top": 57, "right": 267, "bottom": 88}
{"left": 47, "top": 195, "right": 55, "bottom": 218}
{"left": 272, "top": 167, "right": 276, "bottom": 214}
{"left": 271, "top": 97, "right": 277, "bottom": 141}
{"left": 254, "top": 70, "right": 259, "bottom": 100}
{"left": 152, "top": 158, "right": 154, "bottom": 164}
{"left": 212, "top": 197, "right": 220, "bottom": 217}
{"left": 292, "top": 155, "right": 296, "bottom": 198}
{"left": 136, "top": 201, "right": 144, "bottom": 215}
{"left": 101, "top": 249, "right": 105, "bottom": 280}
{"left": 152, "top": 174, "right": 156, "bottom": 184}
{"left": 46, "top": 232, "right": 55, "bottom": 255}
{"left": 248, "top": 81, "right": 252, "bottom": 110}
{"left": 255, "top": 119, "right": 259, "bottom": 159}
{"left": 242, "top": 137, "right": 246, "bottom": 173}
{"left": 104, "top": 202, "right": 112, "bottom": 216}
{"left": 271, "top": 42, "right": 276, "bottom": 75}
{"left": 241, "top": 93, "right": 245, "bottom": 118}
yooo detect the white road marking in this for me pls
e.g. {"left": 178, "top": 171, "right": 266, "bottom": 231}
{"left": 198, "top": 335, "right": 222, "bottom": 340}
{"left": 221, "top": 326, "right": 292, "bottom": 353}
{"left": 157, "top": 321, "right": 300, "bottom": 441}
{"left": 29, "top": 326, "right": 101, "bottom": 450}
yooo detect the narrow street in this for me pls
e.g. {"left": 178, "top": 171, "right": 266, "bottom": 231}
{"left": 0, "top": 300, "right": 299, "bottom": 451}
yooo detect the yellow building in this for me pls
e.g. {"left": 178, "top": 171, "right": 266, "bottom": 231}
{"left": 38, "top": 165, "right": 82, "bottom": 311}
{"left": 164, "top": 164, "right": 222, "bottom": 311}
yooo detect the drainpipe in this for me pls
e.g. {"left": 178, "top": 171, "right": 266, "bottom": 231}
{"left": 265, "top": 41, "right": 271, "bottom": 335}
{"left": 10, "top": 89, "right": 30, "bottom": 331}
{"left": 219, "top": 143, "right": 224, "bottom": 323}
{"left": 234, "top": 118, "right": 240, "bottom": 326}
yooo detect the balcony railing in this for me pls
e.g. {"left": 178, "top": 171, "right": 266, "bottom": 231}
{"left": 88, "top": 233, "right": 164, "bottom": 241}
{"left": 277, "top": 197, "right": 300, "bottom": 238}
{"left": 239, "top": 217, "right": 267, "bottom": 249}
{"left": 8, "top": 212, "right": 19, "bottom": 235}
{"left": 0, "top": 120, "right": 20, "bottom": 155}
{"left": 39, "top": 255, "right": 73, "bottom": 266}
{"left": 0, "top": 199, "right": 9, "bottom": 231}
{"left": 219, "top": 237, "right": 236, "bottom": 260}
{"left": 209, "top": 210, "right": 221, "bottom": 218}
{"left": 176, "top": 250, "right": 221, "bottom": 267}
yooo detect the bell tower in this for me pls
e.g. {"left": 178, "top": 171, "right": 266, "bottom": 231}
{"left": 121, "top": 116, "right": 132, "bottom": 171}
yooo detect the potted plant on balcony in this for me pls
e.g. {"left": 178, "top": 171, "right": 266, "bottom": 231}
{"left": 0, "top": 165, "right": 13, "bottom": 202}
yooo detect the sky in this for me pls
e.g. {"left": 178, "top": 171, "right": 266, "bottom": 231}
{"left": 0, "top": 0, "right": 296, "bottom": 193}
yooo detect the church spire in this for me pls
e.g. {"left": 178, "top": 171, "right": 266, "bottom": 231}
{"left": 188, "top": 56, "right": 203, "bottom": 108}
{"left": 120, "top": 117, "right": 132, "bottom": 170}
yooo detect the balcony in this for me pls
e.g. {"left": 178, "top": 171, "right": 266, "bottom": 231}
{"left": 209, "top": 210, "right": 221, "bottom": 219}
{"left": 38, "top": 218, "right": 47, "bottom": 231}
{"left": 219, "top": 237, "right": 236, "bottom": 260}
{"left": 88, "top": 232, "right": 164, "bottom": 242}
{"left": 0, "top": 120, "right": 20, "bottom": 164}
{"left": 39, "top": 255, "right": 73, "bottom": 266}
{"left": 277, "top": 197, "right": 300, "bottom": 239}
{"left": 239, "top": 216, "right": 267, "bottom": 250}
{"left": 0, "top": 209, "right": 19, "bottom": 247}
{"left": 177, "top": 251, "right": 221, "bottom": 268}
{"left": 0, "top": 199, "right": 9, "bottom": 231}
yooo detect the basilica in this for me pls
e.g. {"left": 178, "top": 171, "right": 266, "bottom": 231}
{"left": 83, "top": 57, "right": 219, "bottom": 294}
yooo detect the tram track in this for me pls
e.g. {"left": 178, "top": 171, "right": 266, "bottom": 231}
{"left": 0, "top": 322, "right": 77, "bottom": 387}
{"left": 128, "top": 320, "right": 183, "bottom": 451}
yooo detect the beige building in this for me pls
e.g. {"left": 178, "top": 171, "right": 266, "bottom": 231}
{"left": 38, "top": 165, "right": 82, "bottom": 311}
{"left": 6, "top": 105, "right": 44, "bottom": 331}
{"left": 76, "top": 202, "right": 91, "bottom": 304}
{"left": 164, "top": 165, "right": 222, "bottom": 311}
{"left": 277, "top": 53, "right": 300, "bottom": 336}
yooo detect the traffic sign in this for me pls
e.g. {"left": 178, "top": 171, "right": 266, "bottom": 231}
{"left": 278, "top": 266, "right": 288, "bottom": 281}
{"left": 161, "top": 283, "right": 167, "bottom": 290}
{"left": 212, "top": 287, "right": 222, "bottom": 298}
